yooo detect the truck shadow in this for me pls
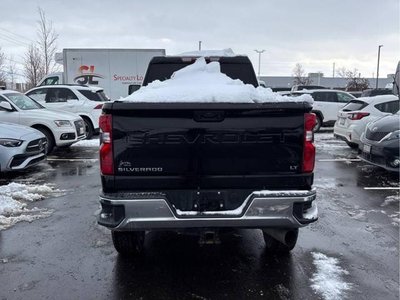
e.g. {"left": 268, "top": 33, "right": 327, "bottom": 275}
{"left": 112, "top": 229, "right": 298, "bottom": 299}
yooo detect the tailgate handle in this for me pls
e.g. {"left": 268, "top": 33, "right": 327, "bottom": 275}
{"left": 194, "top": 111, "right": 225, "bottom": 122}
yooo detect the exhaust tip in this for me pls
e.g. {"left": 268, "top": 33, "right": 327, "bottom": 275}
{"left": 285, "top": 230, "right": 298, "bottom": 248}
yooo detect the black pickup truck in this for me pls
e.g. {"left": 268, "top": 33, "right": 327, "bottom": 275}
{"left": 98, "top": 55, "right": 318, "bottom": 255}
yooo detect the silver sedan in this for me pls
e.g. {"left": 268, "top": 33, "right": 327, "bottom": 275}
{"left": 0, "top": 122, "right": 47, "bottom": 172}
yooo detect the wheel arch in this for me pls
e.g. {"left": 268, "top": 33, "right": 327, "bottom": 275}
{"left": 311, "top": 110, "right": 324, "bottom": 122}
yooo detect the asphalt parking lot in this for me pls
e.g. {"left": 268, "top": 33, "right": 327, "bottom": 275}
{"left": 0, "top": 132, "right": 399, "bottom": 300}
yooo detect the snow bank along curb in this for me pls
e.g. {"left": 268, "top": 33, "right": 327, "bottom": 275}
{"left": 124, "top": 57, "right": 313, "bottom": 104}
{"left": 310, "top": 252, "right": 352, "bottom": 300}
{"left": 0, "top": 182, "right": 57, "bottom": 230}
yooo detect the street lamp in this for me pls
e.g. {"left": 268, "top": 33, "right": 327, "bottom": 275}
{"left": 254, "top": 49, "right": 265, "bottom": 77}
{"left": 376, "top": 45, "right": 383, "bottom": 89}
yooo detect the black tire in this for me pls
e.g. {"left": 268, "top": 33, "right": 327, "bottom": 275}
{"left": 112, "top": 231, "right": 145, "bottom": 256}
{"left": 262, "top": 229, "right": 298, "bottom": 253}
{"left": 313, "top": 115, "right": 322, "bottom": 133}
{"left": 35, "top": 127, "right": 55, "bottom": 154}
{"left": 345, "top": 141, "right": 358, "bottom": 149}
{"left": 82, "top": 117, "right": 94, "bottom": 139}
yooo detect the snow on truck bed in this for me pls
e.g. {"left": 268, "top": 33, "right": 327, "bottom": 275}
{"left": 124, "top": 57, "right": 313, "bottom": 104}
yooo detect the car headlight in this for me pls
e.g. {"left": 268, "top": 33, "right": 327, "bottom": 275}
{"left": 54, "top": 120, "right": 72, "bottom": 127}
{"left": 383, "top": 130, "right": 400, "bottom": 141}
{"left": 0, "top": 138, "right": 23, "bottom": 147}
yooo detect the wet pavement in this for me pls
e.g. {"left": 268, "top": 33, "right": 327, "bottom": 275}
{"left": 0, "top": 133, "right": 399, "bottom": 300}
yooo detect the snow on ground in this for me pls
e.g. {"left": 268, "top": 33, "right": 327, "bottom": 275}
{"left": 381, "top": 194, "right": 400, "bottom": 225}
{"left": 310, "top": 252, "right": 352, "bottom": 300}
{"left": 124, "top": 57, "right": 313, "bottom": 104}
{"left": 0, "top": 182, "right": 57, "bottom": 230}
{"left": 381, "top": 194, "right": 400, "bottom": 207}
{"left": 314, "top": 178, "right": 337, "bottom": 189}
{"left": 71, "top": 139, "right": 100, "bottom": 148}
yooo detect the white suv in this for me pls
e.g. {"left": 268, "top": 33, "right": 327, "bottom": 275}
{"left": 26, "top": 84, "right": 110, "bottom": 139}
{"left": 0, "top": 90, "right": 86, "bottom": 153}
{"left": 291, "top": 89, "right": 355, "bottom": 131}
{"left": 334, "top": 95, "right": 399, "bottom": 148}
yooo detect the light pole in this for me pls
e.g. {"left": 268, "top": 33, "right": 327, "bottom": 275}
{"left": 376, "top": 45, "right": 383, "bottom": 89}
{"left": 254, "top": 49, "right": 265, "bottom": 77}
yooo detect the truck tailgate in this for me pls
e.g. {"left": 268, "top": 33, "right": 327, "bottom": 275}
{"left": 103, "top": 102, "right": 313, "bottom": 191}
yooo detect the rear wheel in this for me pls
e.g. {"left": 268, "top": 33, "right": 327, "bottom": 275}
{"left": 112, "top": 231, "right": 145, "bottom": 256}
{"left": 262, "top": 229, "right": 298, "bottom": 253}
{"left": 35, "top": 127, "right": 55, "bottom": 154}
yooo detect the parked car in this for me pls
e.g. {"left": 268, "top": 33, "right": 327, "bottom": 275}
{"left": 334, "top": 95, "right": 399, "bottom": 148}
{"left": 0, "top": 122, "right": 47, "bottom": 173}
{"left": 361, "top": 88, "right": 394, "bottom": 97}
{"left": 291, "top": 89, "right": 355, "bottom": 131}
{"left": 291, "top": 85, "right": 327, "bottom": 91}
{"left": 0, "top": 90, "right": 86, "bottom": 153}
{"left": 26, "top": 84, "right": 110, "bottom": 139}
{"left": 358, "top": 111, "right": 400, "bottom": 172}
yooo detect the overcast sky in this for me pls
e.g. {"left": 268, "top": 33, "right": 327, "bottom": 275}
{"left": 1, "top": 0, "right": 399, "bottom": 81}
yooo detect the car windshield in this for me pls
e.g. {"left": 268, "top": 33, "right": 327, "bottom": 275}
{"left": 5, "top": 93, "right": 44, "bottom": 110}
{"left": 78, "top": 90, "right": 110, "bottom": 102}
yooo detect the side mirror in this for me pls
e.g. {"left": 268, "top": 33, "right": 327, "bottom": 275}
{"left": 0, "top": 101, "right": 13, "bottom": 111}
{"left": 128, "top": 84, "right": 141, "bottom": 95}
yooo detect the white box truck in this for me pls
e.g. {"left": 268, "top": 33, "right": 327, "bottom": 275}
{"left": 38, "top": 48, "right": 166, "bottom": 99}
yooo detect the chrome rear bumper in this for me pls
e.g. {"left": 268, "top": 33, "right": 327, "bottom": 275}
{"left": 98, "top": 189, "right": 317, "bottom": 230}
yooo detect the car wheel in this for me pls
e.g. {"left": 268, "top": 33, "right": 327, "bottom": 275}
{"left": 313, "top": 115, "right": 322, "bottom": 132}
{"left": 112, "top": 231, "right": 145, "bottom": 256}
{"left": 82, "top": 118, "right": 94, "bottom": 139}
{"left": 36, "top": 127, "right": 55, "bottom": 154}
{"left": 262, "top": 229, "right": 298, "bottom": 253}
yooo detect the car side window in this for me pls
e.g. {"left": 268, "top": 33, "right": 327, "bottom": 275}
{"left": 313, "top": 92, "right": 337, "bottom": 102}
{"left": 26, "top": 89, "right": 47, "bottom": 102}
{"left": 45, "top": 88, "right": 78, "bottom": 103}
{"left": 374, "top": 100, "right": 400, "bottom": 113}
{"left": 40, "top": 76, "right": 59, "bottom": 86}
{"left": 337, "top": 92, "right": 353, "bottom": 103}
{"left": 65, "top": 89, "right": 78, "bottom": 100}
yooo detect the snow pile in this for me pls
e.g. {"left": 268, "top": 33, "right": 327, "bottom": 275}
{"left": 0, "top": 182, "right": 56, "bottom": 230}
{"left": 125, "top": 57, "right": 313, "bottom": 104}
{"left": 71, "top": 139, "right": 100, "bottom": 148}
{"left": 310, "top": 252, "right": 352, "bottom": 300}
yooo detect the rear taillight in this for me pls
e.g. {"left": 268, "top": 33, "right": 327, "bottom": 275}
{"left": 94, "top": 104, "right": 103, "bottom": 109}
{"left": 99, "top": 114, "right": 113, "bottom": 175}
{"left": 347, "top": 112, "right": 370, "bottom": 120}
{"left": 303, "top": 113, "right": 316, "bottom": 173}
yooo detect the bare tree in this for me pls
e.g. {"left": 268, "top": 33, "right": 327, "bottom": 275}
{"left": 337, "top": 67, "right": 370, "bottom": 91}
{"left": 37, "top": 7, "right": 58, "bottom": 75}
{"left": 0, "top": 47, "right": 6, "bottom": 85}
{"left": 292, "top": 63, "right": 312, "bottom": 85}
{"left": 23, "top": 44, "right": 45, "bottom": 89}
{"left": 336, "top": 67, "right": 347, "bottom": 78}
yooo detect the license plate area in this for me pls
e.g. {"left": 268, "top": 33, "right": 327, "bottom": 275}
{"left": 194, "top": 191, "right": 225, "bottom": 211}
{"left": 363, "top": 144, "right": 371, "bottom": 153}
